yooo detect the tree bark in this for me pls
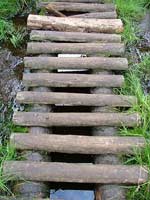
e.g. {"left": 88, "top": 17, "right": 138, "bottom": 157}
{"left": 71, "top": 11, "right": 117, "bottom": 19}
{"left": 24, "top": 57, "right": 128, "bottom": 71}
{"left": 3, "top": 161, "right": 148, "bottom": 184}
{"left": 11, "top": 133, "right": 145, "bottom": 155}
{"left": 30, "top": 30, "right": 121, "bottom": 43}
{"left": 13, "top": 112, "right": 140, "bottom": 127}
{"left": 27, "top": 15, "right": 123, "bottom": 34}
{"left": 23, "top": 73, "right": 124, "bottom": 88}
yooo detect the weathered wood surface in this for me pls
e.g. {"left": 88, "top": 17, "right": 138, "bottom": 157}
{"left": 45, "top": 4, "right": 66, "bottom": 17}
{"left": 71, "top": 11, "right": 117, "bottom": 19}
{"left": 40, "top": 2, "right": 115, "bottom": 12}
{"left": 16, "top": 92, "right": 136, "bottom": 107}
{"left": 27, "top": 15, "right": 123, "bottom": 34}
{"left": 11, "top": 133, "right": 145, "bottom": 154}
{"left": 3, "top": 161, "right": 148, "bottom": 184}
{"left": 24, "top": 57, "right": 128, "bottom": 70}
{"left": 23, "top": 73, "right": 124, "bottom": 88}
{"left": 30, "top": 30, "right": 121, "bottom": 43}
{"left": 13, "top": 112, "right": 140, "bottom": 127}
{"left": 27, "top": 42, "right": 124, "bottom": 56}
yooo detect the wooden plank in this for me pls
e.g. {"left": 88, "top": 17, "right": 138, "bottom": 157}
{"left": 24, "top": 57, "right": 128, "bottom": 71}
{"left": 27, "top": 42, "right": 125, "bottom": 56}
{"left": 3, "top": 161, "right": 148, "bottom": 184}
{"left": 30, "top": 30, "right": 121, "bottom": 43}
{"left": 71, "top": 11, "right": 117, "bottom": 19}
{"left": 27, "top": 15, "right": 123, "bottom": 34}
{"left": 13, "top": 112, "right": 140, "bottom": 127}
{"left": 40, "top": 2, "right": 115, "bottom": 12}
{"left": 23, "top": 73, "right": 124, "bottom": 88}
{"left": 11, "top": 133, "right": 145, "bottom": 154}
{"left": 16, "top": 92, "right": 136, "bottom": 107}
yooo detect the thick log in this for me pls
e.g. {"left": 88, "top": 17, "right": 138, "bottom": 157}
{"left": 16, "top": 92, "right": 136, "bottom": 107}
{"left": 27, "top": 42, "right": 124, "bottom": 56}
{"left": 30, "top": 30, "right": 121, "bottom": 43}
{"left": 13, "top": 112, "right": 140, "bottom": 127}
{"left": 23, "top": 73, "right": 124, "bottom": 88}
{"left": 24, "top": 57, "right": 128, "bottom": 71}
{"left": 3, "top": 161, "right": 148, "bottom": 184}
{"left": 27, "top": 15, "right": 123, "bottom": 34}
{"left": 40, "top": 2, "right": 115, "bottom": 12}
{"left": 11, "top": 133, "right": 145, "bottom": 154}
{"left": 71, "top": 11, "right": 117, "bottom": 19}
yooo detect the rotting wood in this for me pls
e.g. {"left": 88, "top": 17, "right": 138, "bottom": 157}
{"left": 11, "top": 133, "right": 145, "bottom": 155}
{"left": 30, "top": 30, "right": 121, "bottom": 43}
{"left": 13, "top": 112, "right": 140, "bottom": 127}
{"left": 16, "top": 92, "right": 136, "bottom": 107}
{"left": 70, "top": 11, "right": 117, "bottom": 19}
{"left": 27, "top": 42, "right": 125, "bottom": 56}
{"left": 3, "top": 161, "right": 148, "bottom": 184}
{"left": 23, "top": 73, "right": 124, "bottom": 88}
{"left": 27, "top": 15, "right": 123, "bottom": 34}
{"left": 24, "top": 57, "right": 128, "bottom": 70}
{"left": 39, "top": 2, "right": 115, "bottom": 12}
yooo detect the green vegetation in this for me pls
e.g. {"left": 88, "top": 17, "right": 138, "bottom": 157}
{"left": 114, "top": 0, "right": 150, "bottom": 199}
{"left": 0, "top": 0, "right": 35, "bottom": 47}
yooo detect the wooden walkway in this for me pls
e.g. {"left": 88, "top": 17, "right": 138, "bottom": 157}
{"left": 3, "top": 0, "right": 148, "bottom": 199}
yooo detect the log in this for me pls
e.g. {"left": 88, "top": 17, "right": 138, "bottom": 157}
{"left": 11, "top": 133, "right": 145, "bottom": 154}
{"left": 3, "top": 161, "right": 148, "bottom": 184}
{"left": 45, "top": 4, "right": 66, "bottom": 17}
{"left": 24, "top": 57, "right": 128, "bottom": 71}
{"left": 16, "top": 92, "right": 136, "bottom": 107}
{"left": 27, "top": 42, "right": 125, "bottom": 56}
{"left": 27, "top": 15, "right": 123, "bottom": 34}
{"left": 13, "top": 112, "right": 140, "bottom": 127}
{"left": 39, "top": 2, "right": 115, "bottom": 12}
{"left": 23, "top": 73, "right": 124, "bottom": 88}
{"left": 39, "top": 0, "right": 101, "bottom": 3}
{"left": 71, "top": 11, "right": 117, "bottom": 19}
{"left": 30, "top": 30, "right": 121, "bottom": 43}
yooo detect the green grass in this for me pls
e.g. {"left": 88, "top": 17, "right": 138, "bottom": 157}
{"left": 0, "top": 0, "right": 35, "bottom": 47}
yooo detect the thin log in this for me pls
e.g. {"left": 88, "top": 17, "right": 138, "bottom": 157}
{"left": 45, "top": 4, "right": 66, "bottom": 17}
{"left": 3, "top": 161, "right": 148, "bottom": 184}
{"left": 24, "top": 57, "right": 128, "bottom": 71}
{"left": 39, "top": 2, "right": 115, "bottom": 12}
{"left": 71, "top": 11, "right": 117, "bottom": 19}
{"left": 13, "top": 112, "right": 140, "bottom": 127}
{"left": 16, "top": 92, "right": 136, "bottom": 107}
{"left": 30, "top": 30, "right": 122, "bottom": 43}
{"left": 11, "top": 133, "right": 145, "bottom": 154}
{"left": 27, "top": 42, "right": 125, "bottom": 56}
{"left": 27, "top": 15, "right": 123, "bottom": 34}
{"left": 23, "top": 73, "right": 124, "bottom": 88}
{"left": 39, "top": 0, "right": 101, "bottom": 3}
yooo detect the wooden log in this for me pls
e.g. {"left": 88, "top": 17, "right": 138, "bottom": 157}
{"left": 3, "top": 161, "right": 148, "bottom": 184}
{"left": 71, "top": 11, "right": 117, "bottom": 19}
{"left": 24, "top": 57, "right": 128, "bottom": 71}
{"left": 27, "top": 15, "right": 123, "bottom": 34}
{"left": 23, "top": 73, "right": 124, "bottom": 88}
{"left": 30, "top": 30, "right": 122, "bottom": 43}
{"left": 16, "top": 92, "right": 136, "bottom": 107}
{"left": 27, "top": 42, "right": 125, "bottom": 56}
{"left": 13, "top": 112, "right": 140, "bottom": 127}
{"left": 45, "top": 4, "right": 66, "bottom": 17}
{"left": 11, "top": 133, "right": 145, "bottom": 154}
{"left": 40, "top": 2, "right": 115, "bottom": 12}
{"left": 39, "top": 0, "right": 101, "bottom": 3}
